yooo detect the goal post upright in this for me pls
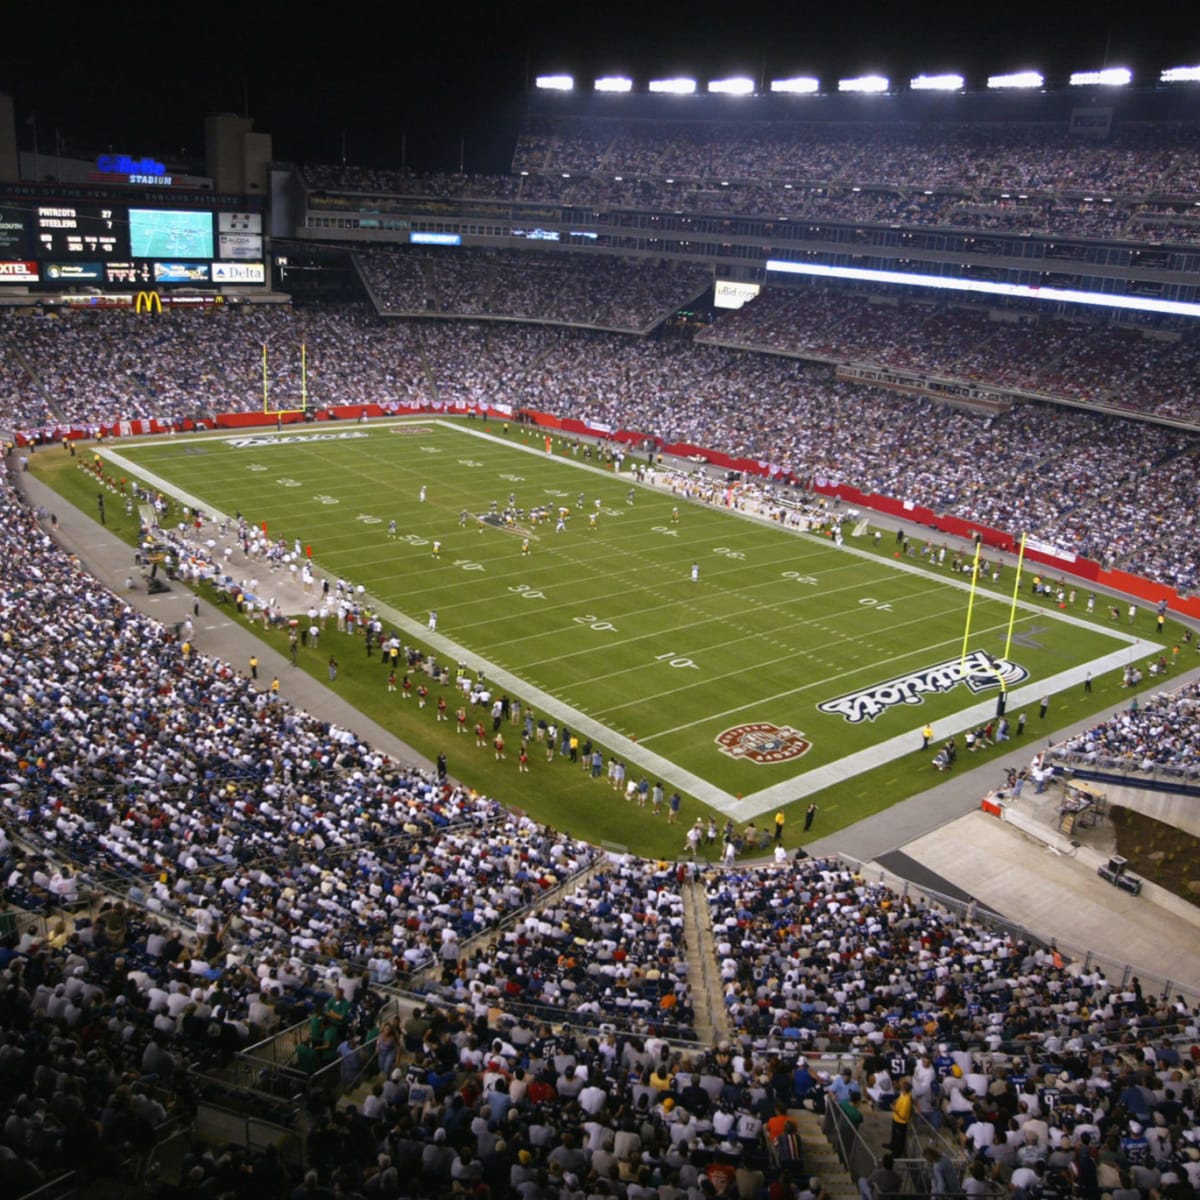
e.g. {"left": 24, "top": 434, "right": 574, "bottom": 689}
{"left": 959, "top": 536, "right": 984, "bottom": 671}
{"left": 261, "top": 341, "right": 309, "bottom": 418}
{"left": 1003, "top": 531, "right": 1028, "bottom": 661}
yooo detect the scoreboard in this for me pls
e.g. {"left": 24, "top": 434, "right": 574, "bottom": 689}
{"left": 35, "top": 205, "right": 123, "bottom": 257}
{"left": 0, "top": 197, "right": 266, "bottom": 289}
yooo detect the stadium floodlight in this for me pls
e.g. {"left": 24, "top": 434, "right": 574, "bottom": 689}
{"left": 1070, "top": 66, "right": 1132, "bottom": 86}
{"left": 838, "top": 74, "right": 889, "bottom": 93}
{"left": 649, "top": 77, "right": 697, "bottom": 94}
{"left": 987, "top": 70, "right": 1044, "bottom": 89}
{"left": 708, "top": 76, "right": 755, "bottom": 95}
{"left": 594, "top": 75, "right": 633, "bottom": 93}
{"left": 1160, "top": 66, "right": 1200, "bottom": 83}
{"left": 770, "top": 76, "right": 820, "bottom": 94}
{"left": 763, "top": 259, "right": 1200, "bottom": 319}
{"left": 910, "top": 73, "right": 964, "bottom": 91}
{"left": 535, "top": 74, "right": 574, "bottom": 91}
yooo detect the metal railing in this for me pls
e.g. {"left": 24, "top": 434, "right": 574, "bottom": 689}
{"left": 192, "top": 1097, "right": 305, "bottom": 1168}
{"left": 823, "top": 1096, "right": 878, "bottom": 1182}
{"left": 909, "top": 1106, "right": 969, "bottom": 1164}
{"left": 227, "top": 996, "right": 405, "bottom": 1109}
{"left": 232, "top": 1018, "right": 313, "bottom": 1092}
{"left": 0, "top": 908, "right": 49, "bottom": 941}
{"left": 1046, "top": 751, "right": 1200, "bottom": 791}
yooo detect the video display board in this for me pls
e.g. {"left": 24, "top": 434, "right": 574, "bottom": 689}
{"left": 0, "top": 197, "right": 265, "bottom": 290}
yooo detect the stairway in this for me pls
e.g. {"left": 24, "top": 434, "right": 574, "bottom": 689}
{"left": 789, "top": 1109, "right": 862, "bottom": 1200}
{"left": 680, "top": 874, "right": 730, "bottom": 1046}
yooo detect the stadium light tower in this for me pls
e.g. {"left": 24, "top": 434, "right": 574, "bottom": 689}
{"left": 649, "top": 77, "right": 697, "bottom": 94}
{"left": 1160, "top": 66, "right": 1200, "bottom": 83}
{"left": 1069, "top": 67, "right": 1132, "bottom": 86}
{"left": 707, "top": 76, "right": 755, "bottom": 95}
{"left": 987, "top": 70, "right": 1044, "bottom": 89}
{"left": 770, "top": 76, "right": 820, "bottom": 94}
{"left": 910, "top": 73, "right": 964, "bottom": 91}
{"left": 838, "top": 74, "right": 889, "bottom": 93}
{"left": 535, "top": 74, "right": 574, "bottom": 91}
{"left": 594, "top": 76, "right": 633, "bottom": 93}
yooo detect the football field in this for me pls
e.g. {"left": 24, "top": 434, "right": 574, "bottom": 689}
{"left": 99, "top": 419, "right": 1153, "bottom": 825}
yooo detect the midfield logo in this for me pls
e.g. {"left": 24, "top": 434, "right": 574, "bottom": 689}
{"left": 818, "top": 650, "right": 1029, "bottom": 724}
{"left": 716, "top": 723, "right": 812, "bottom": 764}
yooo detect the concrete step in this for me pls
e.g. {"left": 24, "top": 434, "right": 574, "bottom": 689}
{"left": 789, "top": 1109, "right": 861, "bottom": 1198}
{"left": 681, "top": 875, "right": 730, "bottom": 1045}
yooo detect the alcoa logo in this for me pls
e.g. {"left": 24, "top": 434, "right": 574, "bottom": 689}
{"left": 716, "top": 723, "right": 812, "bottom": 764}
{"left": 818, "top": 650, "right": 1029, "bottom": 724}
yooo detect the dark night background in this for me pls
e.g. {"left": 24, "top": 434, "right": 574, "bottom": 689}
{"left": 1, "top": 2, "right": 1196, "bottom": 174}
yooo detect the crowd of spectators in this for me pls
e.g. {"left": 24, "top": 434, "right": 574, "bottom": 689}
{"left": 695, "top": 288, "right": 1200, "bottom": 419}
{"left": 1049, "top": 680, "right": 1200, "bottom": 775}
{"left": 0, "top": 532, "right": 595, "bottom": 973}
{"left": 1, "top": 435, "right": 1199, "bottom": 1193}
{"left": 357, "top": 248, "right": 709, "bottom": 331}
{"left": 511, "top": 119, "right": 1200, "bottom": 197}
{"left": 0, "top": 113, "right": 1199, "bottom": 1200}
{"left": 308, "top": 121, "right": 1200, "bottom": 203}
{"left": 421, "top": 855, "right": 698, "bottom": 1040}
{"left": 0, "top": 304, "right": 437, "bottom": 429}
{"left": 4, "top": 299, "right": 1200, "bottom": 590}
{"left": 195, "top": 991, "right": 819, "bottom": 1198}
{"left": 302, "top": 119, "right": 1200, "bottom": 247}
{"left": 7, "top": 285, "right": 1199, "bottom": 435}
{"left": 704, "top": 857, "right": 1200, "bottom": 1200}
{"left": 303, "top": 164, "right": 525, "bottom": 203}
{"left": 706, "top": 859, "right": 1194, "bottom": 1053}
{"left": 307, "top": 163, "right": 1200, "bottom": 248}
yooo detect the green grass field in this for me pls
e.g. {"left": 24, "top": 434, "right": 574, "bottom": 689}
{"left": 36, "top": 419, "right": 1167, "bottom": 853}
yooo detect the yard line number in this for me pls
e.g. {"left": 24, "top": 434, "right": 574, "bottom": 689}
{"left": 573, "top": 613, "right": 617, "bottom": 632}
{"left": 654, "top": 651, "right": 700, "bottom": 670}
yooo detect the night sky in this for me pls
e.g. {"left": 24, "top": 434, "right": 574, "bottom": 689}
{"left": 2, "top": 2, "right": 1196, "bottom": 174}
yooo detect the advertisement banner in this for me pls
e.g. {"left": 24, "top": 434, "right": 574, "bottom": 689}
{"left": 0, "top": 261, "right": 38, "bottom": 283}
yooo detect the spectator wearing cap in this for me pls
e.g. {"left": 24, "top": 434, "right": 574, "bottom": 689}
{"left": 827, "top": 1068, "right": 855, "bottom": 1106}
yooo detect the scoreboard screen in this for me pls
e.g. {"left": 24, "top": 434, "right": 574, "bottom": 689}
{"left": 218, "top": 212, "right": 261, "bottom": 234}
{"left": 36, "top": 205, "right": 125, "bottom": 257}
{"left": 0, "top": 197, "right": 265, "bottom": 290}
{"left": 128, "top": 208, "right": 214, "bottom": 260}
